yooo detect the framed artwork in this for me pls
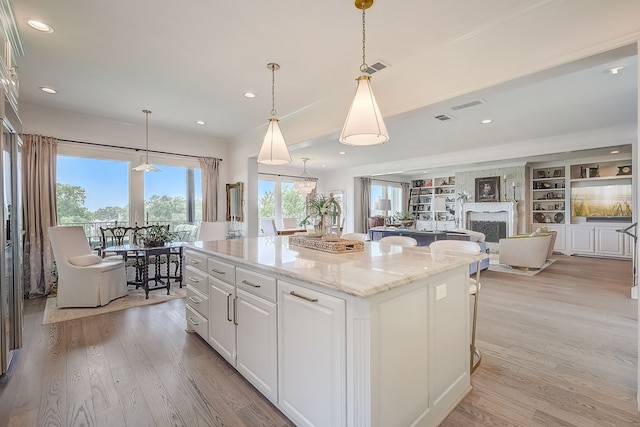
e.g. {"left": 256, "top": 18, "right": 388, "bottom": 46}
{"left": 537, "top": 170, "right": 547, "bottom": 179}
{"left": 475, "top": 176, "right": 500, "bottom": 202}
{"left": 553, "top": 169, "right": 562, "bottom": 177}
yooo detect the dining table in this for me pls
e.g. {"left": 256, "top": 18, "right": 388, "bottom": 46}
{"left": 103, "top": 242, "right": 184, "bottom": 298}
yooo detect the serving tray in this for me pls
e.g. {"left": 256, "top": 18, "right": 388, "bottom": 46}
{"left": 289, "top": 235, "right": 365, "bottom": 254}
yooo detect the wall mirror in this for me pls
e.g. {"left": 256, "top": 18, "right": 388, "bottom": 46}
{"left": 226, "top": 182, "right": 244, "bottom": 221}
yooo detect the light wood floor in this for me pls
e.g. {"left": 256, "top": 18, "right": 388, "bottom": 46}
{"left": 0, "top": 255, "right": 638, "bottom": 426}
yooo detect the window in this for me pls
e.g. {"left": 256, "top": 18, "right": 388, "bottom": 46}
{"left": 144, "top": 164, "right": 202, "bottom": 228}
{"left": 371, "top": 181, "right": 403, "bottom": 217}
{"left": 56, "top": 155, "right": 129, "bottom": 247}
{"left": 258, "top": 176, "right": 307, "bottom": 233}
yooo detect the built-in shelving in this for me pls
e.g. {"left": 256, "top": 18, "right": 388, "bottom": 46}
{"left": 531, "top": 166, "right": 567, "bottom": 225}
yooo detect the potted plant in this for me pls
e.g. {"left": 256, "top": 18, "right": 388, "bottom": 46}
{"left": 302, "top": 193, "right": 342, "bottom": 237}
{"left": 395, "top": 211, "right": 414, "bottom": 228}
{"left": 135, "top": 224, "right": 173, "bottom": 247}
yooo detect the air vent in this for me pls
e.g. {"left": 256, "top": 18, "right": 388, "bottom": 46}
{"left": 450, "top": 99, "right": 486, "bottom": 111}
{"left": 365, "top": 61, "right": 388, "bottom": 74}
{"left": 435, "top": 114, "right": 454, "bottom": 121}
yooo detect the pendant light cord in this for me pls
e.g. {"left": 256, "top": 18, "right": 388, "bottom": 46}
{"left": 143, "top": 109, "right": 151, "bottom": 163}
{"left": 360, "top": 0, "right": 368, "bottom": 73}
{"left": 271, "top": 64, "right": 277, "bottom": 117}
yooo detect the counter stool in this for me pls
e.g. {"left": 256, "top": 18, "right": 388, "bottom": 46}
{"left": 378, "top": 235, "right": 418, "bottom": 246}
{"left": 429, "top": 239, "right": 482, "bottom": 373}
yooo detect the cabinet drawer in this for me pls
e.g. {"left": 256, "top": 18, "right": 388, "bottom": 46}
{"left": 236, "top": 267, "right": 276, "bottom": 303}
{"left": 186, "top": 305, "right": 208, "bottom": 341}
{"left": 186, "top": 285, "right": 209, "bottom": 319}
{"left": 185, "top": 266, "right": 209, "bottom": 294}
{"left": 208, "top": 258, "right": 236, "bottom": 284}
{"left": 184, "top": 250, "right": 208, "bottom": 273}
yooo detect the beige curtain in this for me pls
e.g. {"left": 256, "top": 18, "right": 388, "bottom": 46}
{"left": 402, "top": 182, "right": 410, "bottom": 212}
{"left": 199, "top": 157, "right": 220, "bottom": 222}
{"left": 22, "top": 134, "right": 58, "bottom": 297}
{"left": 361, "top": 177, "right": 371, "bottom": 232}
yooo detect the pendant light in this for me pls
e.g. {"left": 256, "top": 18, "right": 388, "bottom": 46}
{"left": 132, "top": 109, "right": 160, "bottom": 172}
{"left": 340, "top": 0, "right": 389, "bottom": 146}
{"left": 257, "top": 63, "right": 292, "bottom": 165}
{"left": 293, "top": 158, "right": 317, "bottom": 195}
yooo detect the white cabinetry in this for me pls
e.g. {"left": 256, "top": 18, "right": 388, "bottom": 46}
{"left": 595, "top": 226, "right": 625, "bottom": 256}
{"left": 277, "top": 280, "right": 345, "bottom": 427}
{"left": 570, "top": 226, "right": 595, "bottom": 253}
{"left": 184, "top": 250, "right": 210, "bottom": 340}
{"left": 208, "top": 277, "right": 236, "bottom": 362}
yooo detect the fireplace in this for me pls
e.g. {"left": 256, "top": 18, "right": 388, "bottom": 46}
{"left": 462, "top": 202, "right": 518, "bottom": 250}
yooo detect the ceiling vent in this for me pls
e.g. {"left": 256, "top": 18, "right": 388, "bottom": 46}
{"left": 435, "top": 114, "right": 454, "bottom": 121}
{"left": 366, "top": 61, "right": 388, "bottom": 75}
{"left": 450, "top": 99, "right": 486, "bottom": 111}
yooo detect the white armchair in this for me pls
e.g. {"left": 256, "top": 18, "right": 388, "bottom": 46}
{"left": 197, "top": 221, "right": 228, "bottom": 241}
{"left": 49, "top": 226, "right": 127, "bottom": 308}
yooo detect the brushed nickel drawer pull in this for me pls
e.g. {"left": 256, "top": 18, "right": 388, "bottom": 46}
{"left": 233, "top": 297, "right": 238, "bottom": 326}
{"left": 242, "top": 279, "right": 261, "bottom": 288}
{"left": 188, "top": 277, "right": 201, "bottom": 283}
{"left": 226, "top": 293, "right": 233, "bottom": 322}
{"left": 188, "top": 317, "right": 199, "bottom": 326}
{"left": 290, "top": 291, "right": 318, "bottom": 303}
{"left": 211, "top": 268, "right": 226, "bottom": 275}
{"left": 188, "top": 296, "right": 201, "bottom": 304}
{"left": 188, "top": 258, "right": 201, "bottom": 264}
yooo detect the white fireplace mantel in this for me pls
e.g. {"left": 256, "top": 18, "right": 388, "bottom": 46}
{"left": 462, "top": 202, "right": 518, "bottom": 237}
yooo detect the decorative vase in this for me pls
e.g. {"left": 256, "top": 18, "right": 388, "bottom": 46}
{"left": 400, "top": 219, "right": 414, "bottom": 228}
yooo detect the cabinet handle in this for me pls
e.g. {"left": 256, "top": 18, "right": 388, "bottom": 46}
{"left": 188, "top": 277, "right": 200, "bottom": 283}
{"left": 226, "top": 293, "right": 233, "bottom": 322}
{"left": 233, "top": 297, "right": 238, "bottom": 326}
{"left": 241, "top": 279, "right": 261, "bottom": 288}
{"left": 290, "top": 291, "right": 318, "bottom": 303}
{"left": 188, "top": 258, "right": 201, "bottom": 264}
{"left": 188, "top": 296, "right": 201, "bottom": 304}
{"left": 211, "top": 268, "right": 226, "bottom": 275}
{"left": 188, "top": 317, "right": 199, "bottom": 326}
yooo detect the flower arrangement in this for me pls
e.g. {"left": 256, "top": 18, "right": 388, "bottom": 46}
{"left": 456, "top": 191, "right": 471, "bottom": 202}
{"left": 135, "top": 224, "right": 173, "bottom": 247}
{"left": 300, "top": 193, "right": 342, "bottom": 237}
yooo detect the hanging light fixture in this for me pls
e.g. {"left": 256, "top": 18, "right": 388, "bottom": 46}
{"left": 294, "top": 158, "right": 317, "bottom": 195}
{"left": 132, "top": 109, "right": 160, "bottom": 172}
{"left": 257, "top": 63, "right": 292, "bottom": 165}
{"left": 340, "top": 0, "right": 389, "bottom": 146}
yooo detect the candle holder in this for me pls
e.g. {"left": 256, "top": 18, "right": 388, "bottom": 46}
{"left": 503, "top": 177, "right": 507, "bottom": 202}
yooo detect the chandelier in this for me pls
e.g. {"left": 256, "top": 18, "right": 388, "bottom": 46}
{"left": 293, "top": 158, "right": 316, "bottom": 195}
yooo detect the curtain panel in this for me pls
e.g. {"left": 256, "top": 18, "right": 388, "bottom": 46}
{"left": 199, "top": 157, "right": 220, "bottom": 222}
{"left": 360, "top": 177, "right": 371, "bottom": 232}
{"left": 22, "top": 134, "right": 58, "bottom": 297}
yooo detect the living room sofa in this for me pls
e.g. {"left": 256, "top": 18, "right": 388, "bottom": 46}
{"left": 498, "top": 230, "right": 557, "bottom": 269}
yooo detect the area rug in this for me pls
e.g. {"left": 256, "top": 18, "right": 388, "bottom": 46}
{"left": 488, "top": 257, "right": 556, "bottom": 276}
{"left": 43, "top": 286, "right": 186, "bottom": 325}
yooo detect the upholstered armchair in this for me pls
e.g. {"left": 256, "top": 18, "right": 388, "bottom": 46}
{"left": 49, "top": 226, "right": 127, "bottom": 307}
{"left": 498, "top": 232, "right": 555, "bottom": 269}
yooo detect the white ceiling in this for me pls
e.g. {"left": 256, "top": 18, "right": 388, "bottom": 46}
{"left": 11, "top": 0, "right": 639, "bottom": 176}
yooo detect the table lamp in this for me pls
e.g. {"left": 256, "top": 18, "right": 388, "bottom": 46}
{"left": 379, "top": 198, "right": 392, "bottom": 224}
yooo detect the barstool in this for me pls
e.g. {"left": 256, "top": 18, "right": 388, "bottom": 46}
{"left": 378, "top": 235, "right": 418, "bottom": 246}
{"left": 429, "top": 239, "right": 482, "bottom": 373}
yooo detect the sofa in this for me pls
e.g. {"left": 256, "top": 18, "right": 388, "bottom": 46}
{"left": 498, "top": 230, "right": 557, "bottom": 269}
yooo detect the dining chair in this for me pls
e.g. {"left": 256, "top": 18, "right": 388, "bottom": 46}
{"left": 197, "top": 221, "right": 228, "bottom": 241}
{"left": 133, "top": 224, "right": 181, "bottom": 283}
{"left": 341, "top": 232, "right": 370, "bottom": 241}
{"left": 429, "top": 239, "right": 482, "bottom": 373}
{"left": 282, "top": 217, "right": 299, "bottom": 229}
{"left": 49, "top": 226, "right": 127, "bottom": 307}
{"left": 378, "top": 235, "right": 418, "bottom": 246}
{"left": 260, "top": 219, "right": 277, "bottom": 236}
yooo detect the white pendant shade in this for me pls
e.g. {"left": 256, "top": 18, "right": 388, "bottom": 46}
{"left": 258, "top": 117, "right": 292, "bottom": 165}
{"left": 132, "top": 163, "right": 160, "bottom": 172}
{"left": 340, "top": 74, "right": 389, "bottom": 146}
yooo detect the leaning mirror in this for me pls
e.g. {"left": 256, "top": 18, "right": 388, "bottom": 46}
{"left": 226, "top": 182, "right": 244, "bottom": 222}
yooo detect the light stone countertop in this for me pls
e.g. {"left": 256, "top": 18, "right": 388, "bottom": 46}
{"left": 187, "top": 236, "right": 486, "bottom": 298}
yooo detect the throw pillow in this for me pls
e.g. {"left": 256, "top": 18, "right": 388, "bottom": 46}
{"left": 69, "top": 254, "right": 103, "bottom": 267}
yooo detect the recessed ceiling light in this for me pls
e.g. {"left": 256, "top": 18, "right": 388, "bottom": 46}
{"left": 28, "top": 20, "right": 54, "bottom": 33}
{"left": 339, "top": 151, "right": 346, "bottom": 155}
{"left": 481, "top": 119, "right": 493, "bottom": 124}
{"left": 606, "top": 66, "right": 624, "bottom": 75}
{"left": 610, "top": 150, "right": 620, "bottom": 154}
{"left": 244, "top": 91, "right": 256, "bottom": 98}
{"left": 195, "top": 120, "right": 206, "bottom": 125}
{"left": 321, "top": 164, "right": 326, "bottom": 167}
{"left": 40, "top": 87, "right": 57, "bottom": 94}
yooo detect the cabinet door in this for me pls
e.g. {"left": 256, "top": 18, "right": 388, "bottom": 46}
{"left": 208, "top": 278, "right": 236, "bottom": 364}
{"left": 570, "top": 226, "right": 595, "bottom": 253}
{"left": 595, "top": 227, "right": 624, "bottom": 256}
{"left": 278, "top": 280, "right": 346, "bottom": 427}
{"left": 236, "top": 289, "right": 277, "bottom": 402}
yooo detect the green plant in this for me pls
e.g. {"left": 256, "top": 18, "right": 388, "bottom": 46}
{"left": 136, "top": 224, "right": 173, "bottom": 246}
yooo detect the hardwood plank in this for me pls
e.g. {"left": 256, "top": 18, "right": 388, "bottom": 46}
{"left": 37, "top": 323, "right": 68, "bottom": 427}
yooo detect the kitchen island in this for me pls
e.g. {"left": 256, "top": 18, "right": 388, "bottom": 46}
{"left": 184, "top": 236, "right": 484, "bottom": 427}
